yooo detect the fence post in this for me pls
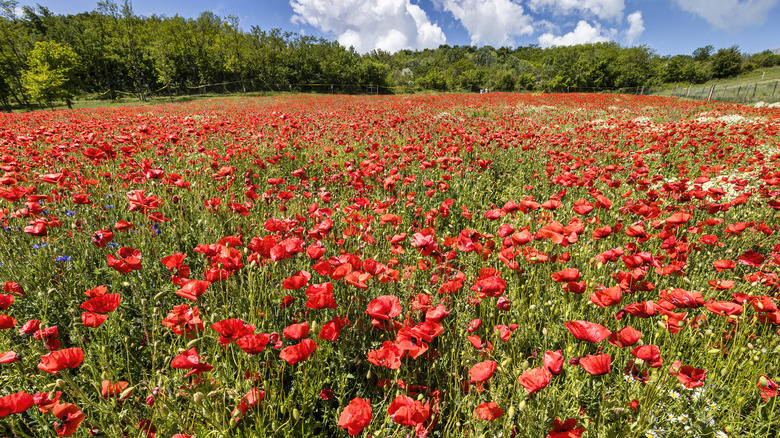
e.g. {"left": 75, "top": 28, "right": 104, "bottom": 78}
{"left": 772, "top": 81, "right": 778, "bottom": 99}
{"left": 742, "top": 85, "right": 750, "bottom": 103}
{"left": 686, "top": 84, "right": 691, "bottom": 97}
{"left": 722, "top": 85, "right": 727, "bottom": 100}
{"left": 671, "top": 85, "right": 676, "bottom": 97}
{"left": 707, "top": 84, "right": 716, "bottom": 101}
{"left": 753, "top": 83, "right": 757, "bottom": 99}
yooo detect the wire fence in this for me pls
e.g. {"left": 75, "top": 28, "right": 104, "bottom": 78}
{"left": 670, "top": 80, "right": 780, "bottom": 103}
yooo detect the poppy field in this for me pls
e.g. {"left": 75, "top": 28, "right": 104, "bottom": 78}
{"left": 1, "top": 93, "right": 780, "bottom": 438}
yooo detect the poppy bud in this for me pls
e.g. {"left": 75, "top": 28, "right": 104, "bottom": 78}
{"left": 759, "top": 376, "right": 769, "bottom": 388}
{"left": 56, "top": 379, "right": 67, "bottom": 389}
{"left": 293, "top": 408, "right": 301, "bottom": 420}
{"left": 193, "top": 392, "right": 205, "bottom": 404}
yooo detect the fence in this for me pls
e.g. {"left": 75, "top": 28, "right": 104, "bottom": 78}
{"left": 670, "top": 80, "right": 780, "bottom": 103}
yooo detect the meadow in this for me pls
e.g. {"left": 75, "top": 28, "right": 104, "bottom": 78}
{"left": 0, "top": 93, "right": 779, "bottom": 438}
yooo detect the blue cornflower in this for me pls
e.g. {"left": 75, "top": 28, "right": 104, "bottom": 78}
{"left": 55, "top": 255, "right": 71, "bottom": 262}
{"left": 105, "top": 205, "right": 114, "bottom": 209}
{"left": 66, "top": 210, "right": 76, "bottom": 217}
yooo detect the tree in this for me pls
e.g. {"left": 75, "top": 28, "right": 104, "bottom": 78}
{"left": 692, "top": 45, "right": 713, "bottom": 62}
{"left": 22, "top": 41, "right": 80, "bottom": 108}
{"left": 710, "top": 46, "right": 742, "bottom": 78}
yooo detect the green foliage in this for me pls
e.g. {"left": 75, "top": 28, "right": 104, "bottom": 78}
{"left": 21, "top": 40, "right": 80, "bottom": 107}
{"left": 710, "top": 46, "right": 743, "bottom": 78}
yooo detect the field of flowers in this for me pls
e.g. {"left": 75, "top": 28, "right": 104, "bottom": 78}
{"left": 0, "top": 93, "right": 779, "bottom": 438}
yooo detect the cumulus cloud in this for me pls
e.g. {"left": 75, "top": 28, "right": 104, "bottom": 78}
{"left": 623, "top": 11, "right": 644, "bottom": 44}
{"left": 290, "top": 0, "right": 446, "bottom": 53}
{"left": 434, "top": 0, "right": 534, "bottom": 47}
{"left": 527, "top": 0, "right": 625, "bottom": 21}
{"left": 538, "top": 20, "right": 617, "bottom": 47}
{"left": 674, "top": 0, "right": 779, "bottom": 32}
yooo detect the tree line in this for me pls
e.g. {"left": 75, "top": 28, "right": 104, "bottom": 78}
{"left": 2, "top": 0, "right": 779, "bottom": 109}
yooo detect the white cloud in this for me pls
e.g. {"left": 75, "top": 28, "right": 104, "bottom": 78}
{"left": 624, "top": 11, "right": 644, "bottom": 44}
{"left": 674, "top": 0, "right": 779, "bottom": 33}
{"left": 538, "top": 20, "right": 616, "bottom": 47}
{"left": 527, "top": 0, "right": 625, "bottom": 21}
{"left": 289, "top": 0, "right": 446, "bottom": 53}
{"left": 434, "top": 0, "right": 534, "bottom": 47}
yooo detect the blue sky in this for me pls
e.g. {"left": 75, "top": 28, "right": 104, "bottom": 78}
{"left": 24, "top": 0, "right": 780, "bottom": 56}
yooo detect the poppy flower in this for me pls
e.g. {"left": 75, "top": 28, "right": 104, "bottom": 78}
{"left": 543, "top": 350, "right": 564, "bottom": 375}
{"left": 367, "top": 341, "right": 404, "bottom": 369}
{"left": 33, "top": 391, "right": 61, "bottom": 413}
{"left": 474, "top": 402, "right": 503, "bottom": 421}
{"left": 0, "top": 391, "right": 33, "bottom": 418}
{"left": 81, "top": 312, "right": 109, "bottom": 327}
{"left": 171, "top": 348, "right": 213, "bottom": 377}
{"left": 0, "top": 294, "right": 14, "bottom": 310}
{"left": 52, "top": 403, "right": 84, "bottom": 437}
{"left": 758, "top": 375, "right": 778, "bottom": 402}
{"left": 305, "top": 282, "right": 338, "bottom": 309}
{"left": 564, "top": 321, "right": 611, "bottom": 342}
{"left": 338, "top": 397, "right": 372, "bottom": 436}
{"left": 713, "top": 259, "right": 736, "bottom": 272}
{"left": 37, "top": 348, "right": 84, "bottom": 374}
{"left": 211, "top": 318, "right": 255, "bottom": 347}
{"left": 590, "top": 286, "right": 622, "bottom": 307}
{"left": 547, "top": 418, "right": 585, "bottom": 438}
{"left": 365, "top": 295, "right": 402, "bottom": 329}
{"left": 101, "top": 380, "right": 130, "bottom": 398}
{"left": 175, "top": 280, "right": 211, "bottom": 301}
{"left": 469, "top": 360, "right": 498, "bottom": 384}
{"left": 607, "top": 326, "right": 642, "bottom": 348}
{"left": 518, "top": 367, "right": 553, "bottom": 395}
{"left": 387, "top": 395, "right": 430, "bottom": 427}
{"left": 630, "top": 345, "right": 663, "bottom": 368}
{"left": 0, "top": 314, "right": 16, "bottom": 329}
{"left": 236, "top": 333, "right": 270, "bottom": 355}
{"left": 2, "top": 281, "right": 24, "bottom": 296}
{"left": 80, "top": 293, "right": 121, "bottom": 313}
{"left": 0, "top": 350, "right": 20, "bottom": 363}
{"left": 669, "top": 360, "right": 706, "bottom": 388}
{"left": 282, "top": 321, "right": 309, "bottom": 340}
{"left": 91, "top": 228, "right": 113, "bottom": 248}
{"left": 279, "top": 339, "right": 317, "bottom": 365}
{"left": 232, "top": 388, "right": 265, "bottom": 420}
{"left": 551, "top": 268, "right": 580, "bottom": 283}
{"left": 578, "top": 354, "right": 612, "bottom": 375}
{"left": 318, "top": 315, "right": 350, "bottom": 341}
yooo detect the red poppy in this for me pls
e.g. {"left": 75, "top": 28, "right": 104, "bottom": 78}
{"left": 543, "top": 350, "right": 564, "bottom": 375}
{"left": 81, "top": 312, "right": 109, "bottom": 327}
{"left": 2, "top": 281, "right": 24, "bottom": 296}
{"left": 80, "top": 293, "right": 121, "bottom": 313}
{"left": 84, "top": 285, "right": 107, "bottom": 297}
{"left": 318, "top": 315, "right": 350, "bottom": 341}
{"left": 365, "top": 295, "right": 402, "bottom": 329}
{"left": 33, "top": 391, "right": 61, "bottom": 413}
{"left": 547, "top": 418, "right": 585, "bottom": 438}
{"left": 0, "top": 391, "right": 33, "bottom": 418}
{"left": 0, "top": 350, "right": 20, "bottom": 363}
{"left": 170, "top": 348, "right": 213, "bottom": 377}
{"left": 232, "top": 388, "right": 265, "bottom": 420}
{"left": 305, "top": 282, "right": 338, "bottom": 309}
{"left": 607, "top": 326, "right": 642, "bottom": 348}
{"left": 387, "top": 395, "right": 430, "bottom": 427}
{"left": 367, "top": 341, "right": 404, "bottom": 369}
{"left": 283, "top": 321, "right": 310, "bottom": 340}
{"left": 579, "top": 354, "right": 612, "bottom": 375}
{"left": 474, "top": 402, "right": 503, "bottom": 421}
{"left": 236, "top": 333, "right": 270, "bottom": 355}
{"left": 758, "top": 375, "right": 778, "bottom": 402}
{"left": 175, "top": 280, "right": 211, "bottom": 301}
{"left": 0, "top": 294, "right": 14, "bottom": 310}
{"left": 37, "top": 348, "right": 84, "bottom": 374}
{"left": 713, "top": 259, "right": 736, "bottom": 272}
{"left": 551, "top": 268, "right": 580, "bottom": 283}
{"left": 338, "top": 398, "right": 372, "bottom": 436}
{"left": 564, "top": 321, "right": 611, "bottom": 342}
{"left": 0, "top": 314, "right": 16, "bottom": 329}
{"left": 211, "top": 318, "right": 255, "bottom": 347}
{"left": 282, "top": 270, "right": 311, "bottom": 290}
{"left": 91, "top": 228, "right": 113, "bottom": 248}
{"left": 469, "top": 360, "right": 498, "bottom": 384}
{"left": 101, "top": 380, "right": 130, "bottom": 398}
{"left": 630, "top": 345, "right": 663, "bottom": 368}
{"left": 279, "top": 339, "right": 317, "bottom": 365}
{"left": 518, "top": 367, "right": 553, "bottom": 395}
{"left": 53, "top": 403, "right": 84, "bottom": 437}
{"left": 669, "top": 360, "right": 706, "bottom": 388}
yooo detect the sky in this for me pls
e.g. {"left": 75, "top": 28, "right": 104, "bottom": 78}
{"left": 21, "top": 0, "right": 780, "bottom": 56}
